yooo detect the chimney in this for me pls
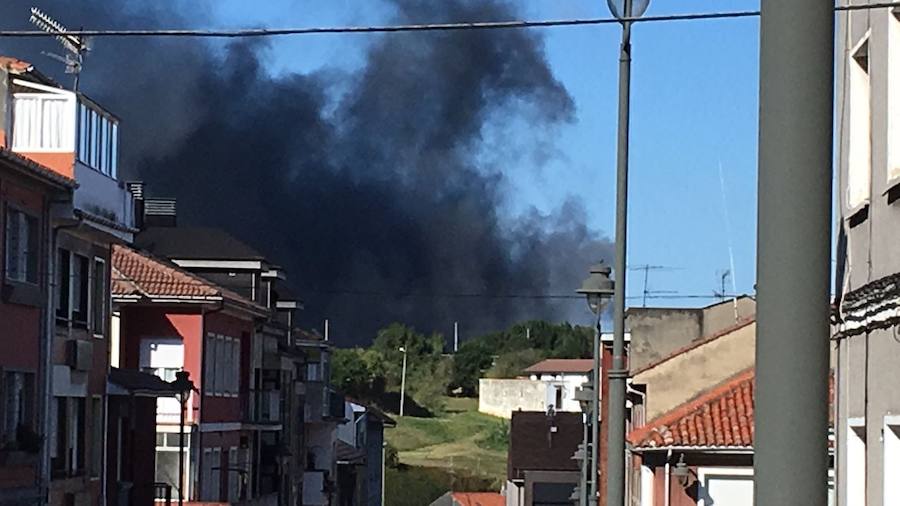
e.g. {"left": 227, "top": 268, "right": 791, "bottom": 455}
{"left": 143, "top": 198, "right": 177, "bottom": 227}
{"left": 126, "top": 181, "right": 145, "bottom": 230}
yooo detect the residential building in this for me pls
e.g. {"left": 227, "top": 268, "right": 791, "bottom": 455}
{"left": 129, "top": 199, "right": 313, "bottom": 506}
{"left": 627, "top": 369, "right": 835, "bottom": 506}
{"left": 833, "top": 5, "right": 900, "bottom": 506}
{"left": 296, "top": 330, "right": 344, "bottom": 506}
{"left": 0, "top": 144, "right": 76, "bottom": 505}
{"left": 1, "top": 55, "right": 135, "bottom": 506}
{"left": 335, "top": 400, "right": 395, "bottom": 506}
{"left": 105, "top": 368, "right": 179, "bottom": 506}
{"left": 479, "top": 359, "right": 593, "bottom": 419}
{"left": 503, "top": 410, "right": 581, "bottom": 506}
{"left": 111, "top": 244, "right": 270, "bottom": 504}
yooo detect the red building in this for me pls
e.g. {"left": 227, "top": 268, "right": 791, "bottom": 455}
{"left": 0, "top": 147, "right": 75, "bottom": 505}
{"left": 111, "top": 244, "right": 271, "bottom": 504}
{"left": 1, "top": 55, "right": 137, "bottom": 506}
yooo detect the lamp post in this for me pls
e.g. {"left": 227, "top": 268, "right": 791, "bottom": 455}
{"left": 170, "top": 371, "right": 195, "bottom": 506}
{"left": 573, "top": 384, "right": 596, "bottom": 506}
{"left": 603, "top": 0, "right": 649, "bottom": 504}
{"left": 398, "top": 347, "right": 408, "bottom": 417}
{"left": 578, "top": 263, "right": 614, "bottom": 505}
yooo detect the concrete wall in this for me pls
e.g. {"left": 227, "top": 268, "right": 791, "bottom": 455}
{"left": 628, "top": 298, "right": 756, "bottom": 372}
{"left": 478, "top": 379, "right": 547, "bottom": 419}
{"left": 632, "top": 321, "right": 755, "bottom": 421}
{"left": 531, "top": 373, "right": 590, "bottom": 413}
{"left": 835, "top": 7, "right": 900, "bottom": 506}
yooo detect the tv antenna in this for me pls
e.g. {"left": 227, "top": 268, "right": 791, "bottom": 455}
{"left": 629, "top": 264, "right": 680, "bottom": 307}
{"left": 29, "top": 7, "right": 90, "bottom": 90}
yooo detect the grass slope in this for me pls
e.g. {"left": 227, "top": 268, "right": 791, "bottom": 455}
{"left": 384, "top": 397, "right": 508, "bottom": 504}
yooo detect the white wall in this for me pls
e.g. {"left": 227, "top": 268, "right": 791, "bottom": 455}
{"left": 532, "top": 373, "right": 589, "bottom": 413}
{"left": 478, "top": 379, "right": 547, "bottom": 419}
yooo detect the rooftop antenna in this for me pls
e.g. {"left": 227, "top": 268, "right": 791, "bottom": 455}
{"left": 629, "top": 264, "right": 681, "bottom": 307}
{"left": 717, "top": 160, "right": 740, "bottom": 321}
{"left": 29, "top": 7, "right": 90, "bottom": 90}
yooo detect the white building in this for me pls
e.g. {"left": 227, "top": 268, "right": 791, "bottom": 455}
{"left": 479, "top": 359, "right": 592, "bottom": 419}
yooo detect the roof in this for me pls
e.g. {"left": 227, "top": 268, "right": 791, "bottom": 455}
{"left": 629, "top": 369, "right": 755, "bottom": 450}
{"left": 108, "top": 368, "right": 179, "bottom": 397}
{"left": 524, "top": 359, "right": 593, "bottom": 375}
{"left": 0, "top": 148, "right": 77, "bottom": 189}
{"left": 630, "top": 317, "right": 756, "bottom": 376}
{"left": 111, "top": 245, "right": 267, "bottom": 314}
{"left": 0, "top": 56, "right": 33, "bottom": 73}
{"left": 136, "top": 227, "right": 268, "bottom": 261}
{"left": 629, "top": 368, "right": 835, "bottom": 451}
{"left": 335, "top": 440, "right": 366, "bottom": 465}
{"left": 450, "top": 492, "right": 504, "bottom": 506}
{"left": 508, "top": 411, "right": 582, "bottom": 480}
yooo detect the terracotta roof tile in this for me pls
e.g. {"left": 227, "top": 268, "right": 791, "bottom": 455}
{"left": 524, "top": 359, "right": 593, "bottom": 374}
{"left": 630, "top": 369, "right": 835, "bottom": 450}
{"left": 629, "top": 369, "right": 755, "bottom": 449}
{"left": 112, "top": 245, "right": 222, "bottom": 299}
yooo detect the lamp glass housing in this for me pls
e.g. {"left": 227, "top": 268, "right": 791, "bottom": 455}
{"left": 606, "top": 0, "right": 650, "bottom": 19}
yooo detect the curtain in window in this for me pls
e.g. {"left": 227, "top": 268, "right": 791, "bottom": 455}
{"left": 12, "top": 96, "right": 71, "bottom": 150}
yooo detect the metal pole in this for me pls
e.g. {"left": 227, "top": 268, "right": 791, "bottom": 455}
{"left": 399, "top": 351, "right": 407, "bottom": 417}
{"left": 178, "top": 391, "right": 187, "bottom": 506}
{"left": 580, "top": 416, "right": 589, "bottom": 506}
{"left": 607, "top": 0, "right": 632, "bottom": 505}
{"left": 590, "top": 314, "right": 601, "bottom": 504}
{"left": 754, "top": 1, "right": 833, "bottom": 505}
{"left": 381, "top": 441, "right": 386, "bottom": 506}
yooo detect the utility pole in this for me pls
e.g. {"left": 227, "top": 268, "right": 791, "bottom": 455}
{"left": 754, "top": 1, "right": 833, "bottom": 505}
{"left": 454, "top": 321, "right": 459, "bottom": 352}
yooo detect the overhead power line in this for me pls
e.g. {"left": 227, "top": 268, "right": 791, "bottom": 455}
{"left": 0, "top": 3, "right": 895, "bottom": 39}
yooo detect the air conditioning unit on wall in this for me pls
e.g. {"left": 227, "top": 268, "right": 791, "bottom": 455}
{"left": 65, "top": 340, "right": 93, "bottom": 371}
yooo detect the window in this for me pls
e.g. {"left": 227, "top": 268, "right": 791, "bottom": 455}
{"left": 51, "top": 397, "right": 86, "bottom": 477}
{"left": 4, "top": 208, "right": 38, "bottom": 284}
{"left": 56, "top": 250, "right": 90, "bottom": 328}
{"left": 888, "top": 11, "right": 900, "bottom": 183}
{"left": 92, "top": 258, "right": 107, "bottom": 335}
{"left": 847, "top": 419, "right": 866, "bottom": 506}
{"left": 156, "top": 431, "right": 190, "bottom": 499}
{"left": 205, "top": 334, "right": 240, "bottom": 397}
{"left": 848, "top": 36, "right": 872, "bottom": 210}
{"left": 2, "top": 372, "right": 35, "bottom": 449}
{"left": 76, "top": 101, "right": 119, "bottom": 178}
{"left": 201, "top": 447, "right": 222, "bottom": 502}
{"left": 12, "top": 92, "right": 76, "bottom": 151}
{"left": 885, "top": 416, "right": 900, "bottom": 505}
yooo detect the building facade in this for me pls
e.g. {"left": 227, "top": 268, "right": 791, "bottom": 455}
{"left": 833, "top": 4, "right": 900, "bottom": 506}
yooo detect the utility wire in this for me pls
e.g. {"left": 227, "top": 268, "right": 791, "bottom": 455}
{"left": 0, "top": 2, "right": 896, "bottom": 39}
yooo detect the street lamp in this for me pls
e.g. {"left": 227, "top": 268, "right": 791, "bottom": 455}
{"left": 603, "top": 0, "right": 649, "bottom": 504}
{"left": 577, "top": 263, "right": 614, "bottom": 505}
{"left": 398, "top": 347, "right": 408, "bottom": 417}
{"left": 573, "top": 384, "right": 596, "bottom": 506}
{"left": 169, "top": 371, "right": 195, "bottom": 506}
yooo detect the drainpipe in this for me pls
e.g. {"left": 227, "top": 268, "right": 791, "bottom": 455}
{"left": 40, "top": 207, "right": 81, "bottom": 506}
{"left": 754, "top": 1, "right": 833, "bottom": 505}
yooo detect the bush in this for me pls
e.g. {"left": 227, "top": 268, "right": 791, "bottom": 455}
{"left": 477, "top": 419, "right": 509, "bottom": 452}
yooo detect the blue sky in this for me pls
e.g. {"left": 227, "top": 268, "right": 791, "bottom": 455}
{"left": 210, "top": 0, "right": 763, "bottom": 306}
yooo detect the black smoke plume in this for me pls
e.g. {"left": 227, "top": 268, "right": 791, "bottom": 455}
{"left": 0, "top": 1, "right": 612, "bottom": 345}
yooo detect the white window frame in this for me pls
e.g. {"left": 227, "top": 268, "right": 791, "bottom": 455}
{"left": 847, "top": 32, "right": 872, "bottom": 211}
{"left": 884, "top": 415, "right": 900, "bottom": 505}
{"left": 696, "top": 467, "right": 754, "bottom": 506}
{"left": 10, "top": 79, "right": 76, "bottom": 153}
{"left": 888, "top": 11, "right": 900, "bottom": 185}
{"left": 848, "top": 417, "right": 867, "bottom": 506}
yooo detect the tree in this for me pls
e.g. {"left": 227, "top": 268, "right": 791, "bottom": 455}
{"left": 485, "top": 348, "right": 547, "bottom": 379}
{"left": 449, "top": 340, "right": 494, "bottom": 396}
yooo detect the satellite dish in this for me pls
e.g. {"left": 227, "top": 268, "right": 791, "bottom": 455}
{"left": 606, "top": 0, "right": 651, "bottom": 20}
